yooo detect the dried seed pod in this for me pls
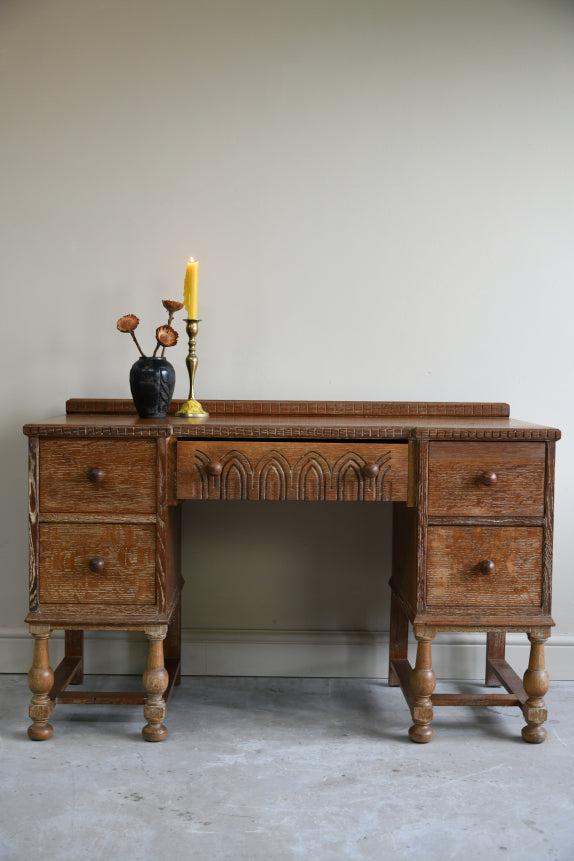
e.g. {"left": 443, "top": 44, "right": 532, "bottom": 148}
{"left": 162, "top": 299, "right": 184, "bottom": 312}
{"left": 156, "top": 324, "right": 178, "bottom": 347}
{"left": 117, "top": 314, "right": 140, "bottom": 333}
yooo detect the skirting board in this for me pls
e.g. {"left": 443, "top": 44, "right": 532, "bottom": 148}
{"left": 1, "top": 628, "right": 573, "bottom": 680}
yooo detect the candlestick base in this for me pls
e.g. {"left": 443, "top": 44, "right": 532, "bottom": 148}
{"left": 176, "top": 398, "right": 209, "bottom": 418}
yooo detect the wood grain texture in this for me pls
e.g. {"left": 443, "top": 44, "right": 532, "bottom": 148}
{"left": 25, "top": 605, "right": 179, "bottom": 626}
{"left": 38, "top": 523, "right": 156, "bottom": 605}
{"left": 409, "top": 616, "right": 554, "bottom": 630}
{"left": 22, "top": 398, "right": 561, "bottom": 742}
{"left": 142, "top": 625, "right": 168, "bottom": 741}
{"left": 431, "top": 693, "right": 519, "bottom": 706}
{"left": 28, "top": 437, "right": 40, "bottom": 612}
{"left": 487, "top": 657, "right": 528, "bottom": 704}
{"left": 64, "top": 630, "right": 84, "bottom": 684}
{"left": 27, "top": 626, "right": 54, "bottom": 740}
{"left": 49, "top": 656, "right": 83, "bottom": 701}
{"left": 22, "top": 401, "right": 561, "bottom": 443}
{"left": 388, "top": 591, "right": 409, "bottom": 686}
{"left": 426, "top": 526, "right": 544, "bottom": 611}
{"left": 390, "top": 504, "right": 419, "bottom": 618}
{"left": 542, "top": 442, "right": 555, "bottom": 616}
{"left": 38, "top": 513, "right": 157, "bottom": 524}
{"left": 177, "top": 441, "right": 408, "bottom": 502}
{"left": 409, "top": 628, "right": 436, "bottom": 743}
{"left": 485, "top": 631, "right": 505, "bottom": 687}
{"left": 156, "top": 437, "right": 168, "bottom": 615}
{"left": 428, "top": 442, "right": 546, "bottom": 517}
{"left": 522, "top": 632, "right": 550, "bottom": 742}
{"left": 39, "top": 439, "right": 157, "bottom": 515}
{"left": 389, "top": 659, "right": 416, "bottom": 710}
{"left": 66, "top": 398, "right": 512, "bottom": 417}
{"left": 416, "top": 441, "right": 430, "bottom": 616}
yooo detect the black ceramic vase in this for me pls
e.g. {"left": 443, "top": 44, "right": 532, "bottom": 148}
{"left": 129, "top": 356, "right": 176, "bottom": 418}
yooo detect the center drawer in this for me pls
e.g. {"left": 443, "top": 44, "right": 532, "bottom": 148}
{"left": 38, "top": 523, "right": 156, "bottom": 605}
{"left": 177, "top": 441, "right": 408, "bottom": 502}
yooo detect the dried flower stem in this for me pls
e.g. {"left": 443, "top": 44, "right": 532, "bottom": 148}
{"left": 131, "top": 331, "right": 145, "bottom": 357}
{"left": 160, "top": 310, "right": 175, "bottom": 357}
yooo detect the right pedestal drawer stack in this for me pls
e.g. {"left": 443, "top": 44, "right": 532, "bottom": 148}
{"left": 389, "top": 438, "right": 555, "bottom": 743}
{"left": 426, "top": 441, "right": 549, "bottom": 624}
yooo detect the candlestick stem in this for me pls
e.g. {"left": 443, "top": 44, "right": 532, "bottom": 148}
{"left": 176, "top": 319, "right": 208, "bottom": 418}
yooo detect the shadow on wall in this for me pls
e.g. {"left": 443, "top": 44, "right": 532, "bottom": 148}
{"left": 181, "top": 501, "right": 393, "bottom": 634}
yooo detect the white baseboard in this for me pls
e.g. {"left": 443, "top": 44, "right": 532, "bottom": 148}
{"left": 1, "top": 627, "right": 573, "bottom": 680}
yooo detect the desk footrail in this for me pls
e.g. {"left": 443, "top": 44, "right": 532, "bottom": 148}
{"left": 23, "top": 399, "right": 560, "bottom": 743}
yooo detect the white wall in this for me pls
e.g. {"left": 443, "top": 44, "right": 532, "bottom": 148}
{"left": 2, "top": 0, "right": 573, "bottom": 679}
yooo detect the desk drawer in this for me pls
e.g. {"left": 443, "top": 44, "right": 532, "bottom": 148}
{"left": 177, "top": 441, "right": 408, "bottom": 501}
{"left": 39, "top": 439, "right": 157, "bottom": 515}
{"left": 427, "top": 525, "right": 543, "bottom": 610}
{"left": 38, "top": 523, "right": 156, "bottom": 605}
{"left": 428, "top": 442, "right": 546, "bottom": 517}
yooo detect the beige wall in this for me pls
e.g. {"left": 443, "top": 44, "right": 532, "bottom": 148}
{"left": 2, "top": 0, "right": 573, "bottom": 678}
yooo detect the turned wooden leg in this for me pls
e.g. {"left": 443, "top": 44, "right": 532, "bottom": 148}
{"left": 485, "top": 631, "right": 505, "bottom": 687}
{"left": 27, "top": 624, "right": 54, "bottom": 740}
{"left": 409, "top": 627, "right": 436, "bottom": 743}
{"left": 521, "top": 631, "right": 550, "bottom": 744}
{"left": 142, "top": 625, "right": 169, "bottom": 742}
{"left": 65, "top": 630, "right": 84, "bottom": 684}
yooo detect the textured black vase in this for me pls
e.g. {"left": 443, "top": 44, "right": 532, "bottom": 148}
{"left": 129, "top": 356, "right": 176, "bottom": 418}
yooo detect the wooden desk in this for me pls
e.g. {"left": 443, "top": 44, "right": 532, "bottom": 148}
{"left": 23, "top": 399, "right": 560, "bottom": 743}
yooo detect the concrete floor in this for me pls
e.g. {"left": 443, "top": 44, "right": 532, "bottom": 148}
{"left": 1, "top": 675, "right": 573, "bottom": 861}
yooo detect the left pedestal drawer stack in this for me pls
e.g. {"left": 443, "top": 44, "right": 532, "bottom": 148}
{"left": 24, "top": 433, "right": 182, "bottom": 741}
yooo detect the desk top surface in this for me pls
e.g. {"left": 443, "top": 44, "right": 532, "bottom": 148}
{"left": 23, "top": 400, "right": 561, "bottom": 442}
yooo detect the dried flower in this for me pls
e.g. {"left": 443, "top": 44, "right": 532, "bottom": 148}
{"left": 117, "top": 314, "right": 144, "bottom": 356}
{"left": 162, "top": 299, "right": 184, "bottom": 312}
{"left": 156, "top": 325, "right": 178, "bottom": 348}
{"left": 117, "top": 300, "right": 183, "bottom": 357}
{"left": 117, "top": 314, "right": 140, "bottom": 333}
{"left": 160, "top": 300, "right": 184, "bottom": 355}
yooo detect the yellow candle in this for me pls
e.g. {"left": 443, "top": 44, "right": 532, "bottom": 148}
{"left": 183, "top": 257, "right": 199, "bottom": 319}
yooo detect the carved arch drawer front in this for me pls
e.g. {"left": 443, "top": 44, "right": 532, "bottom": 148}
{"left": 176, "top": 441, "right": 408, "bottom": 502}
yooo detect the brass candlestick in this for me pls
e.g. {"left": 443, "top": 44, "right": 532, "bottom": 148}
{"left": 176, "top": 319, "right": 209, "bottom": 418}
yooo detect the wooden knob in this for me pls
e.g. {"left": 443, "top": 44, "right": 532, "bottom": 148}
{"left": 87, "top": 467, "right": 105, "bottom": 483}
{"left": 88, "top": 557, "right": 105, "bottom": 574}
{"left": 361, "top": 462, "right": 380, "bottom": 479}
{"left": 478, "top": 559, "right": 495, "bottom": 576}
{"left": 206, "top": 460, "right": 223, "bottom": 477}
{"left": 480, "top": 471, "right": 498, "bottom": 487}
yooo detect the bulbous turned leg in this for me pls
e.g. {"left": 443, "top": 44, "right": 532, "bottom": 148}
{"left": 409, "top": 628, "right": 436, "bottom": 743}
{"left": 27, "top": 625, "right": 54, "bottom": 740}
{"left": 142, "top": 625, "right": 169, "bottom": 742}
{"left": 522, "top": 631, "right": 550, "bottom": 744}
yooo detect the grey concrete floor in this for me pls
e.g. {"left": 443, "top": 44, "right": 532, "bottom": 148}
{"left": 1, "top": 675, "right": 573, "bottom": 861}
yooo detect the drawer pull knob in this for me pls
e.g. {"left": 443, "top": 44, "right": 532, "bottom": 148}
{"left": 480, "top": 471, "right": 498, "bottom": 487}
{"left": 87, "top": 467, "right": 105, "bottom": 483}
{"left": 88, "top": 557, "right": 106, "bottom": 574}
{"left": 362, "top": 462, "right": 380, "bottom": 479}
{"left": 206, "top": 460, "right": 223, "bottom": 477}
{"left": 478, "top": 559, "right": 495, "bottom": 576}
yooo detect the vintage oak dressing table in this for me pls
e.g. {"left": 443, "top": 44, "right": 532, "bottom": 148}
{"left": 23, "top": 399, "right": 560, "bottom": 743}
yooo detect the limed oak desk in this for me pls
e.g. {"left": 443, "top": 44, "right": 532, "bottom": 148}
{"left": 23, "top": 399, "right": 560, "bottom": 743}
